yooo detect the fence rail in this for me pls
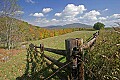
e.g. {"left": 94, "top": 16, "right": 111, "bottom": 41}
{"left": 26, "top": 31, "right": 99, "bottom": 80}
{"left": 113, "top": 27, "right": 120, "bottom": 34}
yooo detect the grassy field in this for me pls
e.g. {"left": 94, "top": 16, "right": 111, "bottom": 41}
{"left": 0, "top": 31, "right": 96, "bottom": 80}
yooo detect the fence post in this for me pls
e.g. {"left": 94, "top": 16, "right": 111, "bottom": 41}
{"left": 65, "top": 38, "right": 77, "bottom": 79}
{"left": 65, "top": 38, "right": 76, "bottom": 62}
{"left": 40, "top": 44, "right": 44, "bottom": 65}
{"left": 65, "top": 38, "right": 83, "bottom": 80}
{"left": 77, "top": 39, "right": 84, "bottom": 80}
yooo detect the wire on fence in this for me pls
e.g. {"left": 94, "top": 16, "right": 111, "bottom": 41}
{"left": 44, "top": 61, "right": 72, "bottom": 80}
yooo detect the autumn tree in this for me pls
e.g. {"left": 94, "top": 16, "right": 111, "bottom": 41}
{"left": 0, "top": 0, "right": 21, "bottom": 49}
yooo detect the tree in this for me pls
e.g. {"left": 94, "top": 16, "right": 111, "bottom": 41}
{"left": 93, "top": 22, "right": 105, "bottom": 30}
{"left": 0, "top": 0, "right": 21, "bottom": 49}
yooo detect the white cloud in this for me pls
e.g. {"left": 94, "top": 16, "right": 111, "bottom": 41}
{"left": 30, "top": 13, "right": 44, "bottom": 17}
{"left": 55, "top": 13, "right": 62, "bottom": 17}
{"left": 42, "top": 8, "right": 53, "bottom": 13}
{"left": 82, "top": 10, "right": 101, "bottom": 21}
{"left": 14, "top": 11, "right": 24, "bottom": 15}
{"left": 29, "top": 13, "right": 33, "bottom": 16}
{"left": 51, "top": 19, "right": 59, "bottom": 22}
{"left": 63, "top": 4, "right": 86, "bottom": 17}
{"left": 104, "top": 8, "right": 108, "bottom": 11}
{"left": 98, "top": 17, "right": 107, "bottom": 20}
{"left": 35, "top": 18, "right": 61, "bottom": 27}
{"left": 0, "top": 11, "right": 4, "bottom": 15}
{"left": 53, "top": 4, "right": 87, "bottom": 25}
{"left": 32, "top": 4, "right": 86, "bottom": 26}
{"left": 109, "top": 14, "right": 120, "bottom": 19}
{"left": 35, "top": 17, "right": 80, "bottom": 27}
{"left": 33, "top": 13, "right": 44, "bottom": 17}
{"left": 33, "top": 13, "right": 120, "bottom": 27}
{"left": 102, "top": 8, "right": 108, "bottom": 12}
{"left": 102, "top": 14, "right": 120, "bottom": 26}
{"left": 88, "top": 14, "right": 120, "bottom": 27}
{"left": 26, "top": 0, "right": 35, "bottom": 3}
{"left": 35, "top": 18, "right": 49, "bottom": 23}
{"left": 27, "top": 3, "right": 120, "bottom": 27}
{"left": 55, "top": 4, "right": 86, "bottom": 18}
{"left": 0, "top": 11, "right": 4, "bottom": 14}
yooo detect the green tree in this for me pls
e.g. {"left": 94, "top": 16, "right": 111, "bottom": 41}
{"left": 93, "top": 22, "right": 105, "bottom": 30}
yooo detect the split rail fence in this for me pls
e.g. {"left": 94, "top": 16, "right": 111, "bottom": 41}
{"left": 26, "top": 31, "right": 99, "bottom": 80}
{"left": 113, "top": 27, "right": 120, "bottom": 34}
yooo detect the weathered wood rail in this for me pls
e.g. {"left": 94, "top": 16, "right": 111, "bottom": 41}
{"left": 113, "top": 27, "right": 120, "bottom": 34}
{"left": 26, "top": 31, "right": 99, "bottom": 80}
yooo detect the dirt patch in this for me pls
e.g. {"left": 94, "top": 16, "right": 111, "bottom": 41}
{"left": 0, "top": 48, "right": 24, "bottom": 62}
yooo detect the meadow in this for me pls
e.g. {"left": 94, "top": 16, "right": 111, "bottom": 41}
{"left": 0, "top": 31, "right": 96, "bottom": 80}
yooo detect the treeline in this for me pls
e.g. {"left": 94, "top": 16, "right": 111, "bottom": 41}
{"left": 26, "top": 27, "right": 73, "bottom": 41}
{"left": 25, "top": 27, "right": 95, "bottom": 41}
{"left": 0, "top": 17, "right": 94, "bottom": 48}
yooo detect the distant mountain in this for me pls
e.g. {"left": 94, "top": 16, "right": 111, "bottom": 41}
{"left": 45, "top": 23, "right": 92, "bottom": 29}
{"left": 45, "top": 25, "right": 62, "bottom": 28}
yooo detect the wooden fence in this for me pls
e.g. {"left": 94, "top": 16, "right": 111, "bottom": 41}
{"left": 113, "top": 27, "right": 120, "bottom": 34}
{"left": 26, "top": 31, "right": 99, "bottom": 80}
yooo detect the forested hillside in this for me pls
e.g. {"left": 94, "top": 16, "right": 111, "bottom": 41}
{"left": 0, "top": 17, "right": 74, "bottom": 42}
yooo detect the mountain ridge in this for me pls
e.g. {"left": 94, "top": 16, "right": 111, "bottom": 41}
{"left": 45, "top": 23, "right": 92, "bottom": 29}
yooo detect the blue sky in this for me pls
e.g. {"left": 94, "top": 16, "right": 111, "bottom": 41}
{"left": 18, "top": 0, "right": 120, "bottom": 27}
